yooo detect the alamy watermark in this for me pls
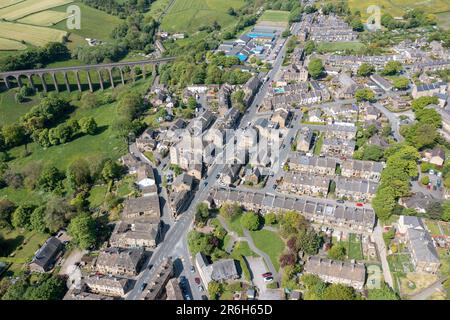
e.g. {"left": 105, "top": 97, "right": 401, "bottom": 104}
{"left": 66, "top": 5, "right": 81, "bottom": 30}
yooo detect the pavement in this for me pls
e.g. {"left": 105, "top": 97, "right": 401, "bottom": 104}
{"left": 372, "top": 223, "right": 394, "bottom": 289}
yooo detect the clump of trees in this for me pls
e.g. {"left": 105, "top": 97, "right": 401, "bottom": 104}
{"left": 1, "top": 274, "right": 66, "bottom": 300}
{"left": 308, "top": 58, "right": 324, "bottom": 79}
{"left": 300, "top": 274, "right": 361, "bottom": 300}
{"left": 0, "top": 43, "right": 70, "bottom": 72}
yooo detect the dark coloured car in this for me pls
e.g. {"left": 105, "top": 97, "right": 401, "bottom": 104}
{"left": 195, "top": 277, "right": 201, "bottom": 285}
{"left": 140, "top": 283, "right": 147, "bottom": 291}
{"left": 336, "top": 200, "right": 345, "bottom": 204}
{"left": 262, "top": 272, "right": 272, "bottom": 278}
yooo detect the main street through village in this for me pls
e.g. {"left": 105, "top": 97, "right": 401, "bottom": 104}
{"left": 127, "top": 28, "right": 291, "bottom": 300}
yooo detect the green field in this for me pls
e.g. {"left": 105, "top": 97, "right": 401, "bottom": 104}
{"left": 249, "top": 229, "right": 284, "bottom": 271}
{"left": 0, "top": 0, "right": 72, "bottom": 20}
{"left": 146, "top": 0, "right": 172, "bottom": 21}
{"left": 160, "top": 0, "right": 245, "bottom": 33}
{"left": 0, "top": 37, "right": 27, "bottom": 51}
{"left": 317, "top": 41, "right": 365, "bottom": 53}
{"left": 53, "top": 1, "right": 122, "bottom": 42}
{"left": 0, "top": 90, "right": 40, "bottom": 126}
{"left": 17, "top": 10, "right": 68, "bottom": 26}
{"left": 346, "top": 0, "right": 450, "bottom": 19}
{"left": 259, "top": 10, "right": 289, "bottom": 23}
{"left": 0, "top": 21, "right": 67, "bottom": 46}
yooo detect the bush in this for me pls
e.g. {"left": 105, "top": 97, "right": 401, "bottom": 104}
{"left": 420, "top": 175, "right": 430, "bottom": 185}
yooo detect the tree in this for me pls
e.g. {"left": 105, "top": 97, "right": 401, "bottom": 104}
{"left": 101, "top": 160, "right": 123, "bottom": 182}
{"left": 392, "top": 77, "right": 409, "bottom": 90}
{"left": 187, "top": 231, "right": 214, "bottom": 256}
{"left": 355, "top": 88, "right": 375, "bottom": 102}
{"left": 241, "top": 212, "right": 260, "bottom": 231}
{"left": 30, "top": 206, "right": 47, "bottom": 233}
{"left": 44, "top": 196, "right": 73, "bottom": 233}
{"left": 297, "top": 228, "right": 320, "bottom": 255}
{"left": 381, "top": 61, "right": 402, "bottom": 76}
{"left": 357, "top": 63, "right": 375, "bottom": 77}
{"left": 23, "top": 276, "right": 66, "bottom": 300}
{"left": 327, "top": 243, "right": 346, "bottom": 260}
{"left": 367, "top": 282, "right": 399, "bottom": 300}
{"left": 194, "top": 203, "right": 210, "bottom": 226}
{"left": 0, "top": 199, "right": 15, "bottom": 228}
{"left": 420, "top": 175, "right": 430, "bottom": 185}
{"left": 67, "top": 159, "right": 91, "bottom": 190}
{"left": 304, "top": 40, "right": 315, "bottom": 55}
{"left": 208, "top": 281, "right": 223, "bottom": 300}
{"left": 79, "top": 117, "right": 98, "bottom": 135}
{"left": 307, "top": 58, "right": 324, "bottom": 79}
{"left": 351, "top": 18, "right": 364, "bottom": 32}
{"left": 2, "top": 124, "right": 26, "bottom": 148}
{"left": 118, "top": 92, "right": 144, "bottom": 121}
{"left": 12, "top": 204, "right": 35, "bottom": 230}
{"left": 37, "top": 166, "right": 64, "bottom": 192}
{"left": 80, "top": 92, "right": 99, "bottom": 109}
{"left": 264, "top": 212, "right": 277, "bottom": 225}
{"left": 322, "top": 284, "right": 358, "bottom": 300}
{"left": 279, "top": 252, "right": 297, "bottom": 267}
{"left": 68, "top": 213, "right": 96, "bottom": 249}
{"left": 362, "top": 144, "right": 384, "bottom": 161}
{"left": 219, "top": 203, "right": 242, "bottom": 220}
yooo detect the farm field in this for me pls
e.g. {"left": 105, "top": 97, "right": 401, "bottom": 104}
{"left": 0, "top": 37, "right": 27, "bottom": 51}
{"left": 146, "top": 0, "right": 172, "bottom": 21}
{"left": 0, "top": 0, "right": 23, "bottom": 9}
{"left": 0, "top": 0, "right": 73, "bottom": 21}
{"left": 160, "top": 0, "right": 245, "bottom": 33}
{"left": 17, "top": 10, "right": 68, "bottom": 26}
{"left": 0, "top": 21, "right": 67, "bottom": 47}
{"left": 53, "top": 1, "right": 122, "bottom": 42}
{"left": 346, "top": 0, "right": 450, "bottom": 19}
{"left": 436, "top": 11, "right": 450, "bottom": 29}
{"left": 0, "top": 90, "right": 40, "bottom": 126}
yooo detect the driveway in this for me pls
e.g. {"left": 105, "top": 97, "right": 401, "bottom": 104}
{"left": 246, "top": 256, "right": 282, "bottom": 300}
{"left": 59, "top": 249, "right": 86, "bottom": 289}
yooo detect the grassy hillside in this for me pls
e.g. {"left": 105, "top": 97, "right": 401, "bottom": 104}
{"left": 160, "top": 0, "right": 245, "bottom": 33}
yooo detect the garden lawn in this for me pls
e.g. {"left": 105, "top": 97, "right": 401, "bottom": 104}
{"left": 347, "top": 233, "right": 364, "bottom": 260}
{"left": 425, "top": 219, "right": 441, "bottom": 236}
{"left": 87, "top": 184, "right": 108, "bottom": 209}
{"left": 0, "top": 228, "right": 49, "bottom": 276}
{"left": 249, "top": 229, "right": 284, "bottom": 271}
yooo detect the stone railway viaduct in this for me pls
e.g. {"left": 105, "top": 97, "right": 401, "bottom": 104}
{"left": 0, "top": 57, "right": 175, "bottom": 93}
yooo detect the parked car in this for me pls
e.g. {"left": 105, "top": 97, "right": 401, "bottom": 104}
{"left": 262, "top": 272, "right": 272, "bottom": 278}
{"left": 140, "top": 283, "right": 147, "bottom": 291}
{"left": 198, "top": 285, "right": 204, "bottom": 292}
{"left": 184, "top": 295, "right": 191, "bottom": 300}
{"left": 195, "top": 277, "right": 201, "bottom": 285}
{"left": 336, "top": 200, "right": 345, "bottom": 204}
{"left": 190, "top": 266, "right": 195, "bottom": 273}
{"left": 263, "top": 277, "right": 273, "bottom": 283}
{"left": 356, "top": 203, "right": 364, "bottom": 207}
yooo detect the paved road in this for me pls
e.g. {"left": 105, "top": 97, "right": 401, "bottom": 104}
{"left": 407, "top": 276, "right": 446, "bottom": 300}
{"left": 126, "top": 30, "right": 292, "bottom": 300}
{"left": 372, "top": 223, "right": 394, "bottom": 289}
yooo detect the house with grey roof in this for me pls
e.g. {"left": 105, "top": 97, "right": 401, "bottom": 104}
{"left": 370, "top": 74, "right": 393, "bottom": 92}
{"left": 321, "top": 138, "right": 355, "bottom": 158}
{"left": 296, "top": 128, "right": 313, "bottom": 152}
{"left": 279, "top": 173, "right": 330, "bottom": 197}
{"left": 29, "top": 237, "right": 64, "bottom": 273}
{"left": 304, "top": 256, "right": 366, "bottom": 290}
{"left": 209, "top": 187, "right": 376, "bottom": 232}
{"left": 340, "top": 159, "right": 384, "bottom": 182}
{"left": 84, "top": 275, "right": 132, "bottom": 297}
{"left": 288, "top": 154, "right": 337, "bottom": 176}
{"left": 122, "top": 195, "right": 161, "bottom": 221}
{"left": 195, "top": 253, "right": 239, "bottom": 286}
{"left": 95, "top": 247, "right": 145, "bottom": 277}
{"left": 406, "top": 228, "right": 440, "bottom": 274}
{"left": 335, "top": 177, "right": 379, "bottom": 202}
{"left": 412, "top": 82, "right": 448, "bottom": 99}
{"left": 110, "top": 220, "right": 160, "bottom": 249}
